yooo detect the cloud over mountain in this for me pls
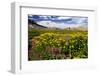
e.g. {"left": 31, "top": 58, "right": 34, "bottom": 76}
{"left": 28, "top": 15, "right": 88, "bottom": 29}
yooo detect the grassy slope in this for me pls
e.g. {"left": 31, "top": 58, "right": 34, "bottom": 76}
{"left": 28, "top": 29, "right": 88, "bottom": 60}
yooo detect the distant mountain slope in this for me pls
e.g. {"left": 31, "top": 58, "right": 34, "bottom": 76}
{"left": 71, "top": 25, "right": 87, "bottom": 31}
{"left": 28, "top": 19, "right": 47, "bottom": 29}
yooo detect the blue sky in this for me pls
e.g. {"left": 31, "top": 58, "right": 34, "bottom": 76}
{"left": 28, "top": 15, "right": 88, "bottom": 29}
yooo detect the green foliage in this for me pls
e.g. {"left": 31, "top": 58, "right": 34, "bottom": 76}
{"left": 68, "top": 36, "right": 88, "bottom": 58}
{"left": 34, "top": 33, "right": 88, "bottom": 59}
{"left": 35, "top": 33, "right": 66, "bottom": 51}
{"left": 28, "top": 30, "right": 40, "bottom": 39}
{"left": 28, "top": 29, "right": 88, "bottom": 60}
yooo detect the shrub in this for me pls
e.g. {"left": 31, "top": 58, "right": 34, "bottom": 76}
{"left": 32, "top": 33, "right": 88, "bottom": 59}
{"left": 68, "top": 36, "right": 88, "bottom": 58}
{"left": 28, "top": 30, "right": 40, "bottom": 39}
{"left": 34, "top": 33, "right": 67, "bottom": 59}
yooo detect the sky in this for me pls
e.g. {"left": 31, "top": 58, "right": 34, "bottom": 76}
{"left": 28, "top": 15, "right": 88, "bottom": 29}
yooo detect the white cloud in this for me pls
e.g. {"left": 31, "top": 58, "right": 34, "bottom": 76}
{"left": 39, "top": 16, "right": 48, "bottom": 19}
{"left": 73, "top": 18, "right": 86, "bottom": 23}
{"left": 38, "top": 16, "right": 72, "bottom": 20}
{"left": 57, "top": 16, "right": 71, "bottom": 20}
{"left": 37, "top": 21, "right": 58, "bottom": 28}
{"left": 37, "top": 21, "right": 82, "bottom": 29}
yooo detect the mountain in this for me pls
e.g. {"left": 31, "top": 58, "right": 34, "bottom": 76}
{"left": 28, "top": 19, "right": 47, "bottom": 30}
{"left": 67, "top": 25, "right": 88, "bottom": 31}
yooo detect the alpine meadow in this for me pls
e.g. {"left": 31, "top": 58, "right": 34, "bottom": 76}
{"left": 28, "top": 15, "right": 88, "bottom": 61}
